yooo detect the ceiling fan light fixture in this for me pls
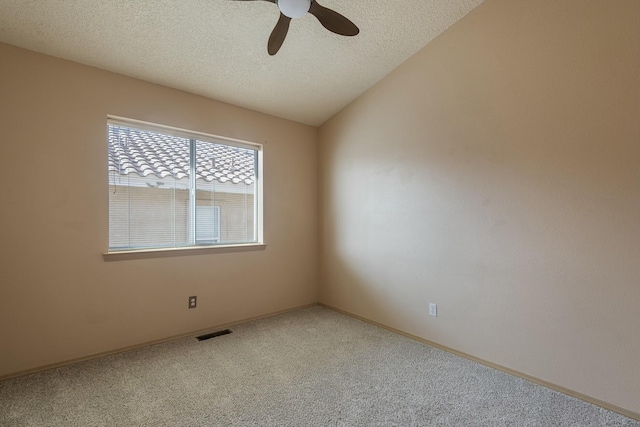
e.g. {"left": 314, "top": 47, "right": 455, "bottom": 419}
{"left": 234, "top": 0, "right": 359, "bottom": 55}
{"left": 277, "top": 0, "right": 311, "bottom": 19}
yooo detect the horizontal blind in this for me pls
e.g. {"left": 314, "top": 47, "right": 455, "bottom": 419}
{"left": 108, "top": 121, "right": 259, "bottom": 251}
{"left": 108, "top": 125, "right": 190, "bottom": 250}
{"left": 195, "top": 139, "right": 257, "bottom": 245}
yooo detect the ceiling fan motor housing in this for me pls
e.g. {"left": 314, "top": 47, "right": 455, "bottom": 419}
{"left": 277, "top": 0, "right": 311, "bottom": 18}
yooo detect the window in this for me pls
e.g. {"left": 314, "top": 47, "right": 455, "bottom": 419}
{"left": 107, "top": 118, "right": 262, "bottom": 252}
{"left": 196, "top": 205, "right": 220, "bottom": 243}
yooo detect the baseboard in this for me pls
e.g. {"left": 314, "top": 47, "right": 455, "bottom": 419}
{"left": 0, "top": 302, "right": 318, "bottom": 382}
{"left": 319, "top": 303, "right": 640, "bottom": 422}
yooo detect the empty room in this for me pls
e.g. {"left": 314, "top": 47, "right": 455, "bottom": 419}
{"left": 0, "top": 0, "right": 638, "bottom": 425}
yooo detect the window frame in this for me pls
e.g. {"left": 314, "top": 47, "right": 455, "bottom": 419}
{"left": 104, "top": 116, "right": 264, "bottom": 259}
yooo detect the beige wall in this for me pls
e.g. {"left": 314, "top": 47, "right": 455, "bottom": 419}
{"left": 0, "top": 42, "right": 318, "bottom": 376}
{"left": 319, "top": 0, "right": 640, "bottom": 416}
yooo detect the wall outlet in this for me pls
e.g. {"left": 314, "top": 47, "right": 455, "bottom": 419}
{"left": 188, "top": 296, "right": 197, "bottom": 309}
{"left": 429, "top": 303, "right": 437, "bottom": 317}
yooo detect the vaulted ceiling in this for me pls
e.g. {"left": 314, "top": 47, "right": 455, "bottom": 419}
{"left": 0, "top": 0, "right": 483, "bottom": 126}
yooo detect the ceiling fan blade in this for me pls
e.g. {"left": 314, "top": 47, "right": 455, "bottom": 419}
{"left": 268, "top": 13, "right": 291, "bottom": 55}
{"left": 309, "top": 1, "right": 359, "bottom": 36}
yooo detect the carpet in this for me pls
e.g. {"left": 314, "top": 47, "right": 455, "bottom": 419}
{"left": 1, "top": 306, "right": 638, "bottom": 426}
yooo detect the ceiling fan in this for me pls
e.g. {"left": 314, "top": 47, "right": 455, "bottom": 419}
{"left": 232, "top": 0, "right": 359, "bottom": 55}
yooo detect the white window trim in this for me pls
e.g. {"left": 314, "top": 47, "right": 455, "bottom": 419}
{"left": 103, "top": 243, "right": 267, "bottom": 261}
{"left": 105, "top": 116, "right": 264, "bottom": 258}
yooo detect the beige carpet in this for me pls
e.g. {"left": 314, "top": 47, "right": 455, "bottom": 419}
{"left": 1, "top": 306, "right": 638, "bottom": 426}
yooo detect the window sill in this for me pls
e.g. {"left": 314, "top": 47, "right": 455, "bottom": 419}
{"left": 103, "top": 243, "right": 267, "bottom": 262}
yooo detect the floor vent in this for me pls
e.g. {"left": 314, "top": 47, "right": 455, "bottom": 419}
{"left": 196, "top": 329, "right": 232, "bottom": 341}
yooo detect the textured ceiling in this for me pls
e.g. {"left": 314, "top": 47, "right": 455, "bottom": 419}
{"left": 0, "top": 0, "right": 484, "bottom": 126}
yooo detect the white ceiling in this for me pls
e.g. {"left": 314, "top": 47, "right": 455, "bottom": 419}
{"left": 0, "top": 0, "right": 483, "bottom": 126}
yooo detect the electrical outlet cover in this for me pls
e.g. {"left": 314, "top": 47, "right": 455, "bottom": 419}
{"left": 429, "top": 303, "right": 437, "bottom": 317}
